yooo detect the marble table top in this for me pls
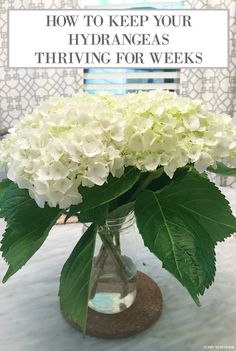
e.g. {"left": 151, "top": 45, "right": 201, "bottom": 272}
{"left": 0, "top": 187, "right": 236, "bottom": 351}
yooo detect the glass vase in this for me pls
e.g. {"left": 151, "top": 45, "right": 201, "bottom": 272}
{"left": 88, "top": 212, "right": 138, "bottom": 314}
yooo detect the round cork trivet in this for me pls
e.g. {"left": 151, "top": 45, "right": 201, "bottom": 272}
{"left": 62, "top": 271, "right": 163, "bottom": 339}
{"left": 56, "top": 214, "right": 79, "bottom": 225}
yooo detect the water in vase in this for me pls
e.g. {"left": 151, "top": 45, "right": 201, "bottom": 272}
{"left": 88, "top": 255, "right": 137, "bottom": 314}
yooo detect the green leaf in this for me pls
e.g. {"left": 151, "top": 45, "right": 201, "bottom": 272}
{"left": 0, "top": 179, "right": 11, "bottom": 201}
{"left": 107, "top": 201, "right": 134, "bottom": 220}
{"left": 67, "top": 167, "right": 140, "bottom": 217}
{"left": 135, "top": 172, "right": 236, "bottom": 304}
{"left": 146, "top": 166, "right": 190, "bottom": 193}
{"left": 208, "top": 162, "right": 236, "bottom": 176}
{"left": 59, "top": 223, "right": 96, "bottom": 334}
{"left": 0, "top": 183, "right": 62, "bottom": 282}
{"left": 78, "top": 203, "right": 108, "bottom": 225}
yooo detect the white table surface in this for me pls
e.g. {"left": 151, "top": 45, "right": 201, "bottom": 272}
{"left": 0, "top": 187, "right": 236, "bottom": 351}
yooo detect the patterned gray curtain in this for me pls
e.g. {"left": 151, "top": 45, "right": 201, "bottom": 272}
{"left": 181, "top": 0, "right": 236, "bottom": 188}
{"left": 181, "top": 0, "right": 236, "bottom": 122}
{"left": 0, "top": 0, "right": 84, "bottom": 130}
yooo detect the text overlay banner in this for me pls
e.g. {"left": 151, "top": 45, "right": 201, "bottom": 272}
{"left": 8, "top": 9, "right": 228, "bottom": 68}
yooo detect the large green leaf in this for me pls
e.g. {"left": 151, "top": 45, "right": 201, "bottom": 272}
{"left": 78, "top": 203, "right": 108, "bottom": 225}
{"left": 135, "top": 172, "right": 236, "bottom": 304}
{"left": 59, "top": 224, "right": 96, "bottom": 334}
{"left": 67, "top": 167, "right": 140, "bottom": 218}
{"left": 208, "top": 162, "right": 236, "bottom": 176}
{"left": 0, "top": 183, "right": 62, "bottom": 282}
{"left": 107, "top": 201, "right": 134, "bottom": 220}
{"left": 0, "top": 179, "right": 11, "bottom": 201}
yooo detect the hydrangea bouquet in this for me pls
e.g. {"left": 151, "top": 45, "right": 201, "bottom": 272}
{"left": 1, "top": 90, "right": 236, "bottom": 333}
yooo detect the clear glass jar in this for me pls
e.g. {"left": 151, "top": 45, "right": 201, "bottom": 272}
{"left": 88, "top": 212, "right": 138, "bottom": 314}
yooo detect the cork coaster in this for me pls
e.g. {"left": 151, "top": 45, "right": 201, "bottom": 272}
{"left": 56, "top": 214, "right": 79, "bottom": 225}
{"left": 62, "top": 271, "right": 163, "bottom": 339}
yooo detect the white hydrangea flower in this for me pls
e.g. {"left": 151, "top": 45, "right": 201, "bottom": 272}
{"left": 121, "top": 91, "right": 236, "bottom": 177}
{"left": 0, "top": 90, "right": 236, "bottom": 209}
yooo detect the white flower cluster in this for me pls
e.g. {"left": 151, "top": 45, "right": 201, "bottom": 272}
{"left": 0, "top": 90, "right": 236, "bottom": 209}
{"left": 120, "top": 90, "right": 236, "bottom": 177}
